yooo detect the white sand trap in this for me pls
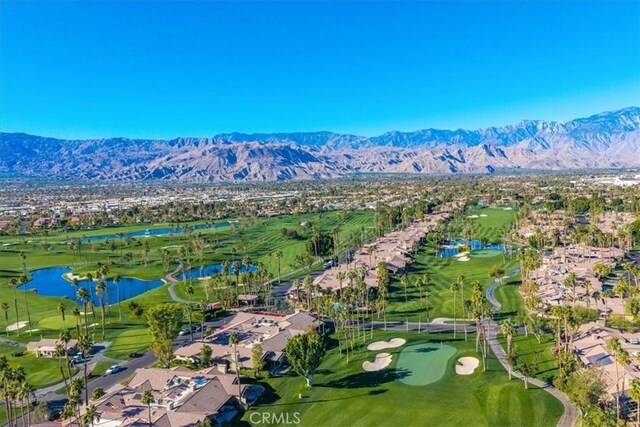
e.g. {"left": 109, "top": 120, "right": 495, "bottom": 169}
{"left": 6, "top": 321, "right": 28, "bottom": 332}
{"left": 456, "top": 357, "right": 480, "bottom": 375}
{"left": 458, "top": 256, "right": 470, "bottom": 262}
{"left": 88, "top": 323, "right": 100, "bottom": 328}
{"left": 503, "top": 207, "right": 513, "bottom": 210}
{"left": 467, "top": 215, "right": 479, "bottom": 218}
{"left": 479, "top": 214, "right": 488, "bottom": 217}
{"left": 367, "top": 338, "right": 406, "bottom": 351}
{"left": 454, "top": 251, "right": 469, "bottom": 258}
{"left": 363, "top": 353, "right": 392, "bottom": 372}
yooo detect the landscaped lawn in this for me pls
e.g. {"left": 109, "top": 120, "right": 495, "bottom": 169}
{"left": 387, "top": 246, "right": 518, "bottom": 321}
{"left": 0, "top": 212, "right": 374, "bottom": 388}
{"left": 242, "top": 331, "right": 564, "bottom": 426}
{"left": 0, "top": 343, "right": 77, "bottom": 389}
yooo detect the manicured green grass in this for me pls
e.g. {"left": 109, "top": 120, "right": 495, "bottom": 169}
{"left": 493, "top": 274, "right": 525, "bottom": 319}
{"left": 497, "top": 333, "right": 559, "bottom": 384}
{"left": 388, "top": 246, "right": 518, "bottom": 321}
{"left": 0, "top": 343, "right": 77, "bottom": 389}
{"left": 0, "top": 212, "right": 374, "bottom": 388}
{"left": 448, "top": 206, "right": 517, "bottom": 244}
{"left": 242, "top": 331, "right": 563, "bottom": 427}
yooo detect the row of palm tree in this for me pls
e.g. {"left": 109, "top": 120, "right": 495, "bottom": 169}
{"left": 0, "top": 358, "right": 35, "bottom": 427}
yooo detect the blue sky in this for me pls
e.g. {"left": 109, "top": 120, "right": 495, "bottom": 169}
{"left": 1, "top": 0, "right": 639, "bottom": 139}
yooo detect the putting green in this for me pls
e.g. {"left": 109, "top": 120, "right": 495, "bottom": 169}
{"left": 397, "top": 343, "right": 457, "bottom": 386}
{"left": 471, "top": 249, "right": 502, "bottom": 258}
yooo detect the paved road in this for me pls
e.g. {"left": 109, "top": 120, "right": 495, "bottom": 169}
{"left": 485, "top": 273, "right": 578, "bottom": 427}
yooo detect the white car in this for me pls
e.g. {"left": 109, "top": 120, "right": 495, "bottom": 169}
{"left": 105, "top": 365, "right": 123, "bottom": 375}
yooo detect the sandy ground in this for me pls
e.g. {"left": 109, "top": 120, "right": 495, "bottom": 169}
{"left": 454, "top": 252, "right": 469, "bottom": 258}
{"left": 504, "top": 207, "right": 513, "bottom": 210}
{"left": 467, "top": 215, "right": 479, "bottom": 218}
{"left": 363, "top": 353, "right": 392, "bottom": 372}
{"left": 480, "top": 214, "right": 488, "bottom": 217}
{"left": 455, "top": 357, "right": 480, "bottom": 375}
{"left": 367, "top": 338, "right": 406, "bottom": 351}
{"left": 458, "top": 256, "right": 470, "bottom": 262}
{"left": 6, "top": 321, "right": 28, "bottom": 332}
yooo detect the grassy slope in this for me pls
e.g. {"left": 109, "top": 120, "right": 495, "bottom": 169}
{"left": 242, "top": 331, "right": 563, "bottom": 427}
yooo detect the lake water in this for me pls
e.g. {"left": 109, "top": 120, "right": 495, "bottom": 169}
{"left": 437, "top": 238, "right": 505, "bottom": 257}
{"left": 19, "top": 260, "right": 257, "bottom": 305}
{"left": 73, "top": 221, "right": 235, "bottom": 242}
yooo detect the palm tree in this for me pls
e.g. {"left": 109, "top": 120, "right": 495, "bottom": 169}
{"left": 9, "top": 278, "right": 20, "bottom": 336}
{"left": 232, "top": 261, "right": 241, "bottom": 306}
{"left": 113, "top": 274, "right": 122, "bottom": 322}
{"left": 96, "top": 280, "right": 107, "bottom": 340}
{"left": 82, "top": 403, "right": 101, "bottom": 427}
{"left": 77, "top": 287, "right": 90, "bottom": 334}
{"left": 274, "top": 249, "right": 283, "bottom": 283}
{"left": 58, "top": 302, "right": 66, "bottom": 330}
{"left": 19, "top": 274, "right": 33, "bottom": 335}
{"left": 141, "top": 389, "right": 155, "bottom": 426}
{"left": 336, "top": 271, "right": 345, "bottom": 295}
{"left": 450, "top": 281, "right": 460, "bottom": 339}
{"left": 72, "top": 306, "right": 81, "bottom": 338}
{"left": 401, "top": 275, "right": 409, "bottom": 330}
{"left": 606, "top": 337, "right": 627, "bottom": 420}
{"left": 1, "top": 303, "right": 9, "bottom": 337}
{"left": 78, "top": 334, "right": 93, "bottom": 405}
{"left": 229, "top": 332, "right": 242, "bottom": 403}
{"left": 501, "top": 318, "right": 518, "bottom": 379}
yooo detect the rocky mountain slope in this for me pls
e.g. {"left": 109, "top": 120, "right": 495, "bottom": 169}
{"left": 1, "top": 107, "right": 638, "bottom": 181}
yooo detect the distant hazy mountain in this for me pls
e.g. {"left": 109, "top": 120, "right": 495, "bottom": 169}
{"left": 1, "top": 107, "right": 639, "bottom": 181}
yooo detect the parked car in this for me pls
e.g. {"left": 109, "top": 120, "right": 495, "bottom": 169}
{"left": 105, "top": 365, "right": 124, "bottom": 375}
{"left": 179, "top": 328, "right": 191, "bottom": 336}
{"left": 191, "top": 324, "right": 202, "bottom": 332}
{"left": 71, "top": 355, "right": 84, "bottom": 364}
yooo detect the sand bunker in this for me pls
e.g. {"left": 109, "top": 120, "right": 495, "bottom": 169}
{"left": 454, "top": 252, "right": 469, "bottom": 258}
{"left": 6, "top": 321, "right": 28, "bottom": 332}
{"left": 467, "top": 215, "right": 479, "bottom": 218}
{"left": 455, "top": 357, "right": 480, "bottom": 375}
{"left": 363, "top": 353, "right": 392, "bottom": 372}
{"left": 458, "top": 256, "right": 470, "bottom": 262}
{"left": 504, "top": 207, "right": 513, "bottom": 210}
{"left": 367, "top": 338, "right": 406, "bottom": 351}
{"left": 479, "top": 214, "right": 488, "bottom": 217}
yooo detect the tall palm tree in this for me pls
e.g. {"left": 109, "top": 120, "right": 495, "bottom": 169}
{"left": 77, "top": 287, "right": 90, "bottom": 334}
{"left": 9, "top": 278, "right": 20, "bottom": 336}
{"left": 229, "top": 332, "right": 242, "bottom": 403}
{"left": 274, "top": 250, "right": 283, "bottom": 283}
{"left": 72, "top": 306, "right": 81, "bottom": 338}
{"left": 1, "top": 303, "right": 9, "bottom": 337}
{"left": 58, "top": 302, "right": 66, "bottom": 330}
{"left": 606, "top": 337, "right": 627, "bottom": 420}
{"left": 19, "top": 274, "right": 33, "bottom": 335}
{"left": 450, "top": 281, "right": 460, "bottom": 339}
{"left": 78, "top": 334, "right": 93, "bottom": 405}
{"left": 96, "top": 280, "right": 107, "bottom": 340}
{"left": 141, "top": 389, "right": 155, "bottom": 426}
{"left": 113, "top": 274, "right": 122, "bottom": 322}
{"left": 232, "top": 261, "right": 241, "bottom": 306}
{"left": 501, "top": 318, "right": 518, "bottom": 379}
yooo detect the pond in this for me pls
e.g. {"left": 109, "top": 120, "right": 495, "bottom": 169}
{"left": 19, "top": 260, "right": 258, "bottom": 306}
{"left": 437, "top": 238, "right": 505, "bottom": 257}
{"left": 19, "top": 267, "right": 165, "bottom": 307}
{"left": 72, "top": 221, "right": 236, "bottom": 242}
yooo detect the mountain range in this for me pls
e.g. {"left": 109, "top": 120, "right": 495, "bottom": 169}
{"left": 2, "top": 107, "right": 639, "bottom": 182}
